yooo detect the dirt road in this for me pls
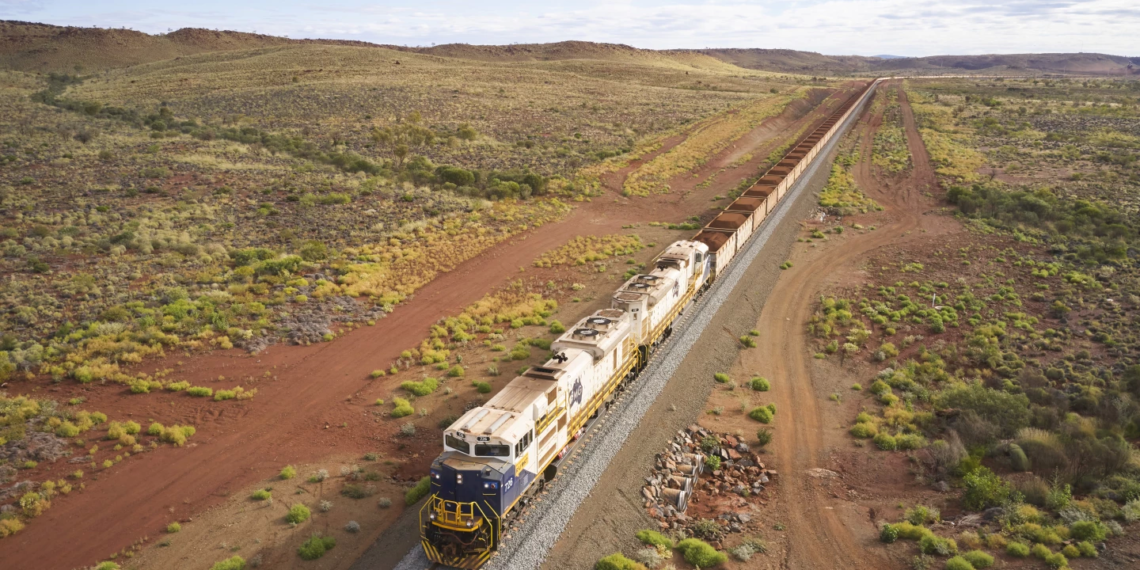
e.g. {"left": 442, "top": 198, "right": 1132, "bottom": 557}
{"left": 737, "top": 80, "right": 943, "bottom": 569}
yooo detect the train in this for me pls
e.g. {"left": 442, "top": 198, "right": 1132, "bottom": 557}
{"left": 418, "top": 79, "right": 881, "bottom": 569}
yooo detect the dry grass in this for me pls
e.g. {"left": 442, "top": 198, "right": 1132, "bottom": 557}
{"left": 622, "top": 90, "right": 802, "bottom": 196}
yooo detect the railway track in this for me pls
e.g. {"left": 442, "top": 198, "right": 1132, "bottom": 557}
{"left": 386, "top": 81, "right": 879, "bottom": 570}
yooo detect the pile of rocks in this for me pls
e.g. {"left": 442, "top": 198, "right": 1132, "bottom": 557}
{"left": 642, "top": 425, "right": 776, "bottom": 535}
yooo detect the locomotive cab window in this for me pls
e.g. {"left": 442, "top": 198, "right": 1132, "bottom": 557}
{"left": 514, "top": 431, "right": 533, "bottom": 456}
{"left": 444, "top": 434, "right": 470, "bottom": 455}
{"left": 475, "top": 443, "right": 511, "bottom": 457}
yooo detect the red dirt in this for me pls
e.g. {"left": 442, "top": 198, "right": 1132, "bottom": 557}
{"left": 1, "top": 89, "right": 847, "bottom": 570}
{"left": 736, "top": 80, "right": 956, "bottom": 568}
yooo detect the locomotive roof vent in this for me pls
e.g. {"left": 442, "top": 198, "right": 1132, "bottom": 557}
{"left": 586, "top": 317, "right": 612, "bottom": 327}
{"left": 572, "top": 328, "right": 600, "bottom": 340}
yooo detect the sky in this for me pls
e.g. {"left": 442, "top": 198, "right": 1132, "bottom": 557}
{"left": 1, "top": 0, "right": 1138, "bottom": 57}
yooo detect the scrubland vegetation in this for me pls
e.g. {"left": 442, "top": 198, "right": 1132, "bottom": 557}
{"left": 818, "top": 77, "right": 1140, "bottom": 567}
{"left": 622, "top": 91, "right": 802, "bottom": 196}
{"left": 819, "top": 138, "right": 879, "bottom": 215}
{"left": 871, "top": 89, "right": 912, "bottom": 174}
{"left": 0, "top": 393, "right": 194, "bottom": 538}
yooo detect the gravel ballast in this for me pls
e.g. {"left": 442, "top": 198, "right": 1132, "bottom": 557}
{"left": 390, "top": 86, "right": 877, "bottom": 570}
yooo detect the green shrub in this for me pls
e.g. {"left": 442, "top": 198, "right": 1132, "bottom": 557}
{"left": 1044, "top": 552, "right": 1067, "bottom": 569}
{"left": 934, "top": 382, "right": 1031, "bottom": 437}
{"left": 962, "top": 467, "right": 1013, "bottom": 510}
{"left": 945, "top": 556, "right": 974, "bottom": 570}
{"left": 756, "top": 428, "right": 773, "bottom": 447}
{"left": 298, "top": 534, "right": 336, "bottom": 560}
{"left": 166, "top": 381, "right": 190, "bottom": 391}
{"left": 473, "top": 381, "right": 492, "bottom": 394}
{"left": 714, "top": 372, "right": 730, "bottom": 383}
{"left": 1009, "top": 443, "right": 1030, "bottom": 471}
{"left": 280, "top": 465, "right": 296, "bottom": 480}
{"left": 873, "top": 432, "right": 898, "bottom": 451}
{"left": 918, "top": 534, "right": 957, "bottom": 556}
{"left": 370, "top": 369, "right": 386, "bottom": 378}
{"left": 187, "top": 387, "right": 213, "bottom": 398}
{"left": 869, "top": 380, "right": 891, "bottom": 395}
{"left": 1030, "top": 543, "right": 1052, "bottom": 559}
{"left": 1069, "top": 520, "right": 1107, "bottom": 542}
{"left": 962, "top": 549, "right": 993, "bottom": 568}
{"left": 391, "top": 398, "right": 415, "bottom": 418}
{"left": 147, "top": 422, "right": 164, "bottom": 436}
{"left": 55, "top": 422, "right": 80, "bottom": 437}
{"left": 1077, "top": 541, "right": 1097, "bottom": 557}
{"left": 447, "top": 365, "right": 464, "bottom": 378}
{"left": 405, "top": 476, "right": 431, "bottom": 505}
{"left": 880, "top": 524, "right": 899, "bottom": 543}
{"left": 740, "top": 335, "right": 756, "bottom": 348}
{"left": 676, "top": 538, "right": 727, "bottom": 567}
{"left": 895, "top": 522, "right": 934, "bottom": 541}
{"left": 905, "top": 505, "right": 939, "bottom": 525}
{"left": 251, "top": 489, "right": 271, "bottom": 501}
{"left": 635, "top": 529, "right": 673, "bottom": 549}
{"left": 850, "top": 422, "right": 878, "bottom": 438}
{"left": 896, "top": 433, "right": 926, "bottom": 450}
{"left": 595, "top": 553, "right": 638, "bottom": 570}
{"left": 1003, "top": 540, "right": 1030, "bottom": 558}
{"left": 94, "top": 563, "right": 121, "bottom": 570}
{"left": 286, "top": 503, "right": 311, "bottom": 524}
{"left": 209, "top": 556, "right": 246, "bottom": 570}
{"left": 166, "top": 522, "right": 181, "bottom": 533}
{"left": 750, "top": 377, "right": 770, "bottom": 391}
{"left": 509, "top": 346, "right": 531, "bottom": 361}
{"left": 401, "top": 377, "right": 439, "bottom": 397}
{"left": 705, "top": 455, "right": 722, "bottom": 470}
{"left": 549, "top": 320, "right": 566, "bottom": 334}
{"left": 1061, "top": 544, "right": 1079, "bottom": 558}
{"left": 749, "top": 406, "right": 773, "bottom": 424}
{"left": 1006, "top": 542, "right": 1030, "bottom": 557}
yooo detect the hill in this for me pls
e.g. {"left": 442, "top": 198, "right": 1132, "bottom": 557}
{"left": 1, "top": 20, "right": 1136, "bottom": 77}
{"left": 0, "top": 20, "right": 388, "bottom": 72}
{"left": 697, "top": 48, "right": 1140, "bottom": 76}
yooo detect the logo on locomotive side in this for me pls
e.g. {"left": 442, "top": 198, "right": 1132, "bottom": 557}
{"left": 570, "top": 378, "right": 584, "bottom": 407}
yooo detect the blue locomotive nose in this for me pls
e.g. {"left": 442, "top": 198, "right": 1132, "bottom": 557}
{"left": 432, "top": 462, "right": 505, "bottom": 505}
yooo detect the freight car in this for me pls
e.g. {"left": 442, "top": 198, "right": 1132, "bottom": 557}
{"left": 419, "top": 79, "right": 882, "bottom": 569}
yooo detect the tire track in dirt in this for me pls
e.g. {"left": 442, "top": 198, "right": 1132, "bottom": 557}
{"left": 743, "top": 80, "right": 940, "bottom": 570}
{"left": 2, "top": 91, "right": 845, "bottom": 570}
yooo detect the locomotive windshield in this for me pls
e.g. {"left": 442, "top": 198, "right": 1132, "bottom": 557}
{"left": 444, "top": 434, "right": 470, "bottom": 454}
{"left": 474, "top": 443, "right": 511, "bottom": 457}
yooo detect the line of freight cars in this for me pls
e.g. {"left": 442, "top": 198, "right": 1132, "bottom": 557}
{"left": 694, "top": 79, "right": 882, "bottom": 277}
{"left": 417, "top": 79, "right": 881, "bottom": 570}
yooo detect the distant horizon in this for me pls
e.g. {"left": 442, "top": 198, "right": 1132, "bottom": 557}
{"left": 1, "top": 0, "right": 1137, "bottom": 58}
{"left": 4, "top": 19, "right": 1138, "bottom": 61}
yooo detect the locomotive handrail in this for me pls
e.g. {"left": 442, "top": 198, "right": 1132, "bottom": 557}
{"left": 535, "top": 406, "right": 565, "bottom": 434}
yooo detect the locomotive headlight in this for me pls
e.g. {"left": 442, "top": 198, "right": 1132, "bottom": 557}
{"left": 429, "top": 512, "right": 437, "bottom": 521}
{"left": 465, "top": 519, "right": 475, "bottom": 528}
{"left": 457, "top": 473, "right": 464, "bottom": 484}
